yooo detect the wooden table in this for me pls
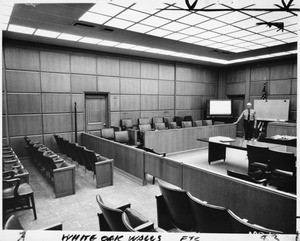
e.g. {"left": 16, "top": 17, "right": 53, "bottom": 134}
{"left": 198, "top": 136, "right": 296, "bottom": 164}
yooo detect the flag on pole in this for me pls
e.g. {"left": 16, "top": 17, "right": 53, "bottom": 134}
{"left": 261, "top": 82, "right": 267, "bottom": 100}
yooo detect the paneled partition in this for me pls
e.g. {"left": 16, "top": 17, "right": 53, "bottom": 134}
{"left": 182, "top": 165, "right": 296, "bottom": 234}
{"left": 3, "top": 44, "right": 217, "bottom": 157}
{"left": 144, "top": 124, "right": 236, "bottom": 153}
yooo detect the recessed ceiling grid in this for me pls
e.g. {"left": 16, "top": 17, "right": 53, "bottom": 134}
{"left": 78, "top": 1, "right": 298, "bottom": 53}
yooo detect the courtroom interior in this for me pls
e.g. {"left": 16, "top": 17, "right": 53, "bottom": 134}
{"left": 1, "top": 0, "right": 298, "bottom": 235}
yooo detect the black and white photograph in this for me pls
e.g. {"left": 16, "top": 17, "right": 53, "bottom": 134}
{"left": 1, "top": 0, "right": 299, "bottom": 240}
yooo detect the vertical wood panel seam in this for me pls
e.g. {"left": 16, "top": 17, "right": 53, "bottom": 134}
{"left": 2, "top": 47, "right": 10, "bottom": 143}
{"left": 69, "top": 53, "right": 74, "bottom": 142}
{"left": 38, "top": 49, "right": 45, "bottom": 144}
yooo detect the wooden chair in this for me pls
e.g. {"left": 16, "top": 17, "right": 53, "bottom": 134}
{"left": 157, "top": 180, "right": 195, "bottom": 231}
{"left": 174, "top": 116, "right": 183, "bottom": 127}
{"left": 181, "top": 121, "right": 192, "bottom": 128}
{"left": 101, "top": 128, "right": 115, "bottom": 140}
{"left": 227, "top": 170, "right": 268, "bottom": 185}
{"left": 138, "top": 117, "right": 151, "bottom": 125}
{"left": 168, "top": 122, "right": 177, "bottom": 129}
{"left": 152, "top": 117, "right": 164, "bottom": 128}
{"left": 154, "top": 123, "right": 166, "bottom": 130}
{"left": 187, "top": 192, "right": 232, "bottom": 233}
{"left": 4, "top": 214, "right": 62, "bottom": 230}
{"left": 228, "top": 209, "right": 282, "bottom": 233}
{"left": 183, "top": 115, "right": 193, "bottom": 123}
{"left": 115, "top": 131, "right": 130, "bottom": 144}
{"left": 247, "top": 144, "right": 270, "bottom": 173}
{"left": 202, "top": 119, "right": 213, "bottom": 126}
{"left": 3, "top": 172, "right": 37, "bottom": 220}
{"left": 163, "top": 116, "right": 173, "bottom": 128}
{"left": 193, "top": 120, "right": 203, "bottom": 127}
{"left": 268, "top": 149, "right": 296, "bottom": 192}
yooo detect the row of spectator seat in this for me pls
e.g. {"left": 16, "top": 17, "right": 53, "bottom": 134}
{"left": 3, "top": 144, "right": 37, "bottom": 220}
{"left": 120, "top": 116, "right": 213, "bottom": 131}
{"left": 25, "top": 137, "right": 76, "bottom": 198}
{"left": 156, "top": 180, "right": 282, "bottom": 233}
{"left": 54, "top": 135, "right": 113, "bottom": 188}
{"left": 95, "top": 179, "right": 282, "bottom": 233}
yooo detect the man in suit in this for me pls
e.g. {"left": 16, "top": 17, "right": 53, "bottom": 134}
{"left": 234, "top": 102, "right": 257, "bottom": 140}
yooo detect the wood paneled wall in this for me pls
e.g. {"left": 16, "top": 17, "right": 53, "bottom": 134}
{"left": 224, "top": 60, "right": 297, "bottom": 121}
{"left": 3, "top": 44, "right": 218, "bottom": 157}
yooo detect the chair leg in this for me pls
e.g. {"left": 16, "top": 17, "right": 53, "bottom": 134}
{"left": 30, "top": 194, "right": 37, "bottom": 220}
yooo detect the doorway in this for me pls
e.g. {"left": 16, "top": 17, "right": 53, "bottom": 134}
{"left": 85, "top": 93, "right": 109, "bottom": 136}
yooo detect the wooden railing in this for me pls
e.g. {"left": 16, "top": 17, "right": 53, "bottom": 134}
{"left": 144, "top": 124, "right": 236, "bottom": 153}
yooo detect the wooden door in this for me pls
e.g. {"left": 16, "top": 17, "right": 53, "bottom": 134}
{"left": 85, "top": 94, "right": 108, "bottom": 136}
{"left": 230, "top": 97, "right": 244, "bottom": 137}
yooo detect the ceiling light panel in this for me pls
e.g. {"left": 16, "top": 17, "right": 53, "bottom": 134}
{"left": 8, "top": 24, "right": 35, "bottom": 35}
{"left": 245, "top": 44, "right": 265, "bottom": 50}
{"left": 197, "top": 31, "right": 220, "bottom": 39}
{"left": 179, "top": 26, "right": 205, "bottom": 35}
{"left": 156, "top": 8, "right": 189, "bottom": 20}
{"left": 147, "top": 28, "right": 172, "bottom": 37}
{"left": 197, "top": 19, "right": 226, "bottom": 30}
{"left": 216, "top": 12, "right": 250, "bottom": 24}
{"left": 140, "top": 16, "right": 170, "bottom": 28}
{"left": 223, "top": 38, "right": 247, "bottom": 45}
{"left": 58, "top": 33, "right": 82, "bottom": 41}
{"left": 127, "top": 23, "right": 154, "bottom": 33}
{"left": 79, "top": 37, "right": 102, "bottom": 44}
{"left": 181, "top": 36, "right": 202, "bottom": 43}
{"left": 195, "top": 39, "right": 216, "bottom": 46}
{"left": 240, "top": 34, "right": 264, "bottom": 41}
{"left": 162, "top": 21, "right": 188, "bottom": 32}
{"left": 34, "top": 29, "right": 60, "bottom": 38}
{"left": 213, "top": 25, "right": 240, "bottom": 34}
{"left": 208, "top": 42, "right": 229, "bottom": 49}
{"left": 229, "top": 30, "right": 252, "bottom": 38}
{"left": 164, "top": 32, "right": 188, "bottom": 40}
{"left": 89, "top": 2, "right": 124, "bottom": 17}
{"left": 229, "top": 47, "right": 248, "bottom": 53}
{"left": 117, "top": 9, "right": 149, "bottom": 22}
{"left": 282, "top": 37, "right": 298, "bottom": 43}
{"left": 105, "top": 18, "right": 133, "bottom": 29}
{"left": 254, "top": 37, "right": 276, "bottom": 44}
{"left": 79, "top": 12, "right": 111, "bottom": 25}
{"left": 263, "top": 40, "right": 285, "bottom": 47}
{"left": 284, "top": 23, "right": 298, "bottom": 32}
{"left": 98, "top": 40, "right": 120, "bottom": 47}
{"left": 282, "top": 16, "right": 299, "bottom": 26}
{"left": 212, "top": 35, "right": 234, "bottom": 42}
{"left": 177, "top": 13, "right": 209, "bottom": 25}
{"left": 233, "top": 18, "right": 259, "bottom": 29}
{"left": 131, "top": 1, "right": 166, "bottom": 14}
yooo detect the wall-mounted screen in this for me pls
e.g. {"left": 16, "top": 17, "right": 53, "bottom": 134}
{"left": 207, "top": 100, "right": 232, "bottom": 117}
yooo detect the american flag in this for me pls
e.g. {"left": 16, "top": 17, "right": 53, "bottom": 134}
{"left": 261, "top": 82, "right": 267, "bottom": 100}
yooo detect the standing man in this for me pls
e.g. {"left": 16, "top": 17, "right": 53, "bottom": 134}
{"left": 234, "top": 102, "right": 257, "bottom": 140}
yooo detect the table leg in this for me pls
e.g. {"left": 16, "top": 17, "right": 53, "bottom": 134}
{"left": 208, "top": 142, "right": 226, "bottom": 164}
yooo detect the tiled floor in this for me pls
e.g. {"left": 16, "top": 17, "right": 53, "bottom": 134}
{"left": 13, "top": 158, "right": 162, "bottom": 231}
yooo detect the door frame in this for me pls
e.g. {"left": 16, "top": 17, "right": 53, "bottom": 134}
{"left": 84, "top": 92, "right": 110, "bottom": 132}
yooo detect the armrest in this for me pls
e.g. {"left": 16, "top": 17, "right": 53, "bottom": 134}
{"left": 3, "top": 170, "right": 15, "bottom": 179}
{"left": 95, "top": 159, "right": 113, "bottom": 166}
{"left": 44, "top": 223, "right": 63, "bottom": 230}
{"left": 118, "top": 203, "right": 131, "bottom": 212}
{"left": 111, "top": 126, "right": 121, "bottom": 132}
{"left": 134, "top": 221, "right": 155, "bottom": 232}
{"left": 53, "top": 164, "right": 75, "bottom": 172}
{"left": 143, "top": 147, "right": 166, "bottom": 157}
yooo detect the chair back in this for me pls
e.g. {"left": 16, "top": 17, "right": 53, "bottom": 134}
{"left": 101, "top": 128, "right": 115, "bottom": 140}
{"left": 96, "top": 194, "right": 127, "bottom": 231}
{"left": 84, "top": 149, "right": 98, "bottom": 173}
{"left": 202, "top": 120, "right": 213, "bottom": 126}
{"left": 181, "top": 121, "right": 192, "bottom": 128}
{"left": 187, "top": 192, "right": 231, "bottom": 233}
{"left": 115, "top": 131, "right": 129, "bottom": 144}
{"left": 152, "top": 117, "right": 163, "bottom": 125}
{"left": 193, "top": 120, "right": 203, "bottom": 127}
{"left": 184, "top": 116, "right": 193, "bottom": 122}
{"left": 76, "top": 145, "right": 88, "bottom": 167}
{"left": 168, "top": 122, "right": 177, "bottom": 129}
{"left": 154, "top": 123, "right": 166, "bottom": 130}
{"left": 247, "top": 144, "right": 269, "bottom": 171}
{"left": 174, "top": 116, "right": 183, "bottom": 127}
{"left": 228, "top": 210, "right": 282, "bottom": 233}
{"left": 139, "top": 124, "right": 151, "bottom": 133}
{"left": 122, "top": 208, "right": 154, "bottom": 232}
{"left": 163, "top": 116, "right": 173, "bottom": 127}
{"left": 158, "top": 180, "right": 195, "bottom": 231}
{"left": 138, "top": 117, "right": 151, "bottom": 125}
{"left": 121, "top": 118, "right": 133, "bottom": 130}
{"left": 269, "top": 150, "right": 296, "bottom": 174}
{"left": 4, "top": 215, "right": 23, "bottom": 230}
